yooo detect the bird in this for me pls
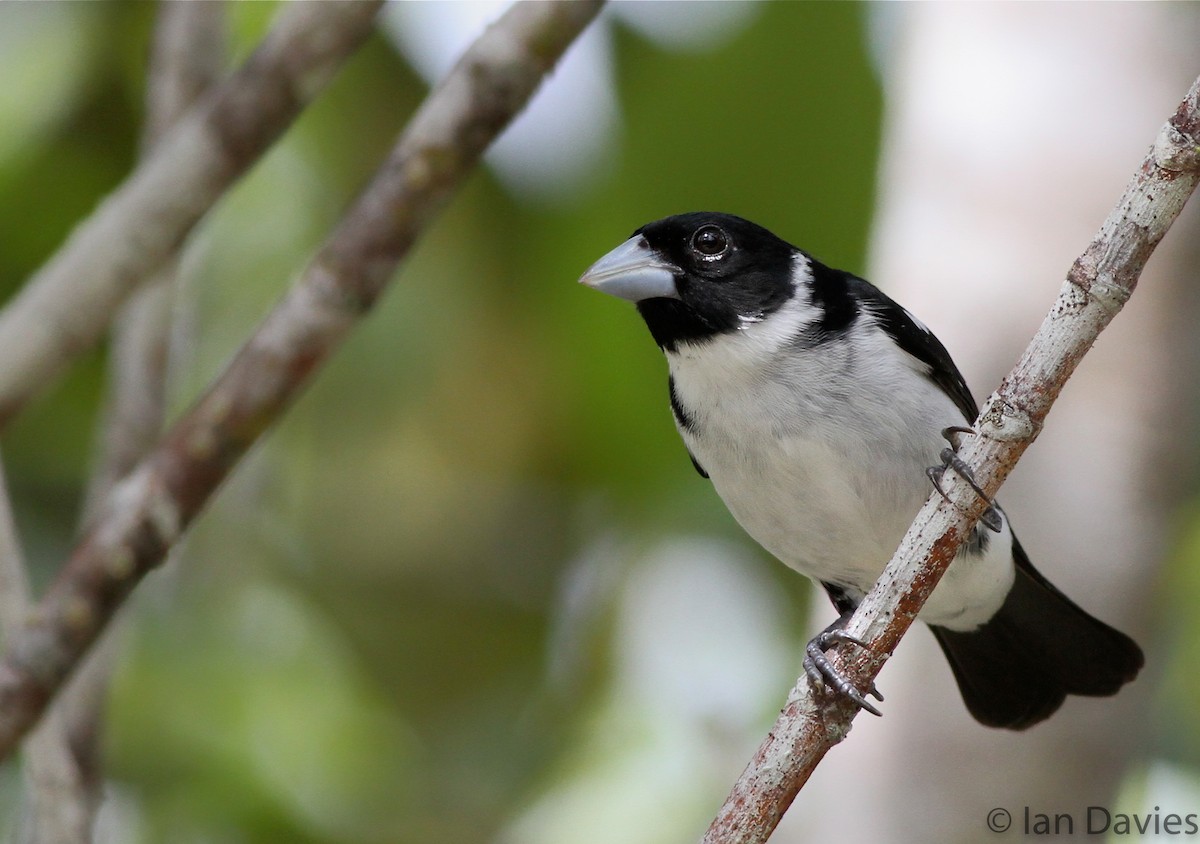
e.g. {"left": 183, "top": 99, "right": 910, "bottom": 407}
{"left": 578, "top": 211, "right": 1143, "bottom": 729}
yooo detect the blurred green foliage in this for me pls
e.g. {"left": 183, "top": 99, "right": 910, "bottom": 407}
{"left": 26, "top": 1, "right": 1188, "bottom": 842}
{"left": 4, "top": 2, "right": 1199, "bottom": 841}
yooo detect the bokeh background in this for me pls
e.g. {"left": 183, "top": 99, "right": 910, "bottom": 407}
{"left": 0, "top": 2, "right": 1197, "bottom": 843}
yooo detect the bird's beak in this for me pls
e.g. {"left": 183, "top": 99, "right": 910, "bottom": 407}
{"left": 579, "top": 236, "right": 680, "bottom": 302}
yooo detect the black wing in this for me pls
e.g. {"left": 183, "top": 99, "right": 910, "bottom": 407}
{"left": 821, "top": 582, "right": 859, "bottom": 616}
{"left": 843, "top": 274, "right": 979, "bottom": 423}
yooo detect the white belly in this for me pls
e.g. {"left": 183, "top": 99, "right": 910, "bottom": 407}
{"left": 667, "top": 329, "right": 1013, "bottom": 631}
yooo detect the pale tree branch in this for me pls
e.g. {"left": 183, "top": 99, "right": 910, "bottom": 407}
{"left": 85, "top": 0, "right": 226, "bottom": 517}
{"left": 0, "top": 0, "right": 605, "bottom": 762}
{"left": 139, "top": 1, "right": 229, "bottom": 156}
{"left": 0, "top": 455, "right": 88, "bottom": 844}
{"left": 702, "top": 74, "right": 1200, "bottom": 844}
{"left": 22, "top": 6, "right": 230, "bottom": 841}
{"left": 0, "top": 0, "right": 383, "bottom": 429}
{"left": 0, "top": 455, "right": 28, "bottom": 630}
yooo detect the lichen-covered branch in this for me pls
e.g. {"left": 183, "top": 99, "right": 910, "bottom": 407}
{"left": 84, "top": 0, "right": 226, "bottom": 517}
{"left": 0, "top": 454, "right": 88, "bottom": 844}
{"left": 702, "top": 74, "right": 1200, "bottom": 844}
{"left": 0, "top": 0, "right": 605, "bottom": 762}
{"left": 0, "top": 0, "right": 382, "bottom": 429}
{"left": 26, "top": 7, "right": 230, "bottom": 842}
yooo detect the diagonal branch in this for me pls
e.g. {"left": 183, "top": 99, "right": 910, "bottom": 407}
{"left": 0, "top": 453, "right": 29, "bottom": 634}
{"left": 0, "top": 452, "right": 91, "bottom": 844}
{"left": 5, "top": 8, "right": 228, "bottom": 841}
{"left": 702, "top": 74, "right": 1200, "bottom": 844}
{"left": 84, "top": 0, "right": 227, "bottom": 518}
{"left": 0, "top": 0, "right": 605, "bottom": 763}
{"left": 0, "top": 0, "right": 383, "bottom": 429}
{"left": 38, "top": 5, "right": 230, "bottom": 837}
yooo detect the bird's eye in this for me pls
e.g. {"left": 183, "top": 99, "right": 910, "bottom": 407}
{"left": 691, "top": 225, "right": 730, "bottom": 261}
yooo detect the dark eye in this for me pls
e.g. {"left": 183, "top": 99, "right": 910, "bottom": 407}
{"left": 691, "top": 225, "right": 730, "bottom": 260}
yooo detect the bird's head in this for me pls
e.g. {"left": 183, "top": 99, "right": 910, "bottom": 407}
{"left": 579, "top": 212, "right": 800, "bottom": 352}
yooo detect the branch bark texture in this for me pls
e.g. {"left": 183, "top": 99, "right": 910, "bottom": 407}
{"left": 702, "top": 74, "right": 1200, "bottom": 844}
{"left": 84, "top": 0, "right": 226, "bottom": 518}
{"left": 0, "top": 455, "right": 89, "bottom": 844}
{"left": 0, "top": 0, "right": 382, "bottom": 428}
{"left": 24, "top": 9, "right": 231, "bottom": 843}
{"left": 0, "top": 0, "right": 604, "bottom": 763}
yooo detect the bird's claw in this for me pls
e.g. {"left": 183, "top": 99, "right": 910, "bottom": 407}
{"left": 927, "top": 427, "right": 1002, "bottom": 533}
{"left": 803, "top": 627, "right": 883, "bottom": 717}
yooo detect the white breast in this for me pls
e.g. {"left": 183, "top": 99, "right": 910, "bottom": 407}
{"left": 666, "top": 287, "right": 1013, "bottom": 630}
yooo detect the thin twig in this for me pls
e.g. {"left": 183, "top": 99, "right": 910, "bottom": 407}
{"left": 40, "top": 5, "right": 229, "bottom": 836}
{"left": 0, "top": 0, "right": 383, "bottom": 430}
{"left": 0, "top": 449, "right": 91, "bottom": 844}
{"left": 0, "top": 0, "right": 605, "bottom": 762}
{"left": 0, "top": 451, "right": 75, "bottom": 844}
{"left": 702, "top": 74, "right": 1200, "bottom": 844}
{"left": 0, "top": 453, "right": 29, "bottom": 630}
{"left": 14, "top": 7, "right": 228, "bottom": 841}
{"left": 84, "top": 0, "right": 226, "bottom": 518}
{"left": 17, "top": 711, "right": 87, "bottom": 842}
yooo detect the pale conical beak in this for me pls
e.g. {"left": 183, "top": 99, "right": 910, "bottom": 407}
{"left": 578, "top": 236, "right": 680, "bottom": 302}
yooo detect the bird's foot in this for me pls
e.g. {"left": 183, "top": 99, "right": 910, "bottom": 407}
{"left": 803, "top": 616, "right": 883, "bottom": 717}
{"left": 926, "top": 426, "right": 1002, "bottom": 533}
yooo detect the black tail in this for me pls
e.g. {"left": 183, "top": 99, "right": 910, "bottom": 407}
{"left": 930, "top": 539, "right": 1144, "bottom": 730}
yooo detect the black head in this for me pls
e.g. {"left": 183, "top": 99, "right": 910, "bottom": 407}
{"left": 580, "top": 213, "right": 799, "bottom": 351}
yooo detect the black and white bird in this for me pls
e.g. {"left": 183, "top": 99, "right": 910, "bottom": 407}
{"left": 579, "top": 212, "right": 1143, "bottom": 730}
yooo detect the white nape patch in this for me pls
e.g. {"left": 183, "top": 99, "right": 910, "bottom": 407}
{"left": 663, "top": 253, "right": 1013, "bottom": 631}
